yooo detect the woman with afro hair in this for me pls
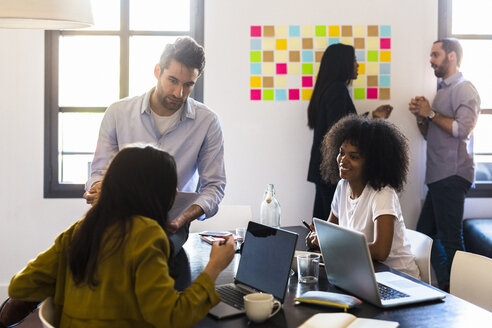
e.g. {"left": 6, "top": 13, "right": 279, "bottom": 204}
{"left": 306, "top": 115, "right": 420, "bottom": 279}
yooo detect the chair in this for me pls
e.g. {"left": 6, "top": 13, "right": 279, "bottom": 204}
{"left": 405, "top": 228, "right": 433, "bottom": 284}
{"left": 39, "top": 297, "right": 55, "bottom": 328}
{"left": 188, "top": 205, "right": 252, "bottom": 233}
{"left": 450, "top": 251, "right": 492, "bottom": 311}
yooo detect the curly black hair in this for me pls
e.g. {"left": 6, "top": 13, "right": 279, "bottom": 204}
{"left": 320, "top": 114, "right": 409, "bottom": 192}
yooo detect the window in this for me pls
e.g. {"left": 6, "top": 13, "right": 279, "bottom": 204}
{"left": 44, "top": 0, "right": 204, "bottom": 197}
{"left": 439, "top": 0, "right": 492, "bottom": 197}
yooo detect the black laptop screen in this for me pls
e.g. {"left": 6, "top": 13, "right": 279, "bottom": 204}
{"left": 235, "top": 222, "right": 298, "bottom": 302}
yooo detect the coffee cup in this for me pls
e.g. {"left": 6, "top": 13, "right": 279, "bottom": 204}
{"left": 243, "top": 292, "right": 281, "bottom": 323}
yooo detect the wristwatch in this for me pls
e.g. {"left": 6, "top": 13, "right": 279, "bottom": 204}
{"left": 428, "top": 110, "right": 436, "bottom": 120}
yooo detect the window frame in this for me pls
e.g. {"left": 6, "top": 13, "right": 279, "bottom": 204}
{"left": 439, "top": 0, "right": 492, "bottom": 197}
{"left": 44, "top": 0, "right": 204, "bottom": 198}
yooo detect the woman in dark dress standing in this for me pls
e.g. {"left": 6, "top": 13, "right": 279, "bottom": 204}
{"left": 307, "top": 43, "right": 392, "bottom": 220}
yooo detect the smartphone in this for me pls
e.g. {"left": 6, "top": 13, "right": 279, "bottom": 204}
{"left": 199, "top": 231, "right": 232, "bottom": 238}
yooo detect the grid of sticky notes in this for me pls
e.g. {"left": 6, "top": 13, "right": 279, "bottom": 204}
{"left": 250, "top": 25, "right": 391, "bottom": 101}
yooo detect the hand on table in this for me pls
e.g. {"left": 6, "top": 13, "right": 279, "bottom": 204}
{"left": 204, "top": 235, "right": 236, "bottom": 281}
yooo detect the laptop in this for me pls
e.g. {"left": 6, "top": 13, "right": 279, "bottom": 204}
{"left": 208, "top": 221, "right": 298, "bottom": 319}
{"left": 313, "top": 218, "right": 446, "bottom": 308}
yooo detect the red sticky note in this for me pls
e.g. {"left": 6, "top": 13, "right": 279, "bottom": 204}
{"left": 367, "top": 88, "right": 378, "bottom": 99}
{"left": 276, "top": 63, "right": 287, "bottom": 74}
{"left": 289, "top": 89, "right": 300, "bottom": 100}
{"left": 302, "top": 76, "right": 313, "bottom": 87}
{"left": 251, "top": 26, "right": 262, "bottom": 37}
{"left": 251, "top": 89, "right": 261, "bottom": 100}
{"left": 380, "top": 38, "right": 391, "bottom": 49}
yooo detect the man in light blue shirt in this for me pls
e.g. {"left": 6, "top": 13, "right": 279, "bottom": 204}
{"left": 84, "top": 37, "right": 226, "bottom": 252}
{"left": 409, "top": 38, "right": 480, "bottom": 292}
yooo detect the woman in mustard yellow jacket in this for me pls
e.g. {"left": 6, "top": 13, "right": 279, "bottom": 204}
{"left": 1, "top": 146, "right": 235, "bottom": 328}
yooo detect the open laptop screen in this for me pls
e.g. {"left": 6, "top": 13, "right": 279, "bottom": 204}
{"left": 235, "top": 222, "right": 298, "bottom": 302}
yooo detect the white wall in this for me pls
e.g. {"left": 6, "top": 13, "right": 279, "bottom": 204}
{"left": 1, "top": 0, "right": 492, "bottom": 299}
{"left": 204, "top": 0, "right": 438, "bottom": 227}
{"left": 0, "top": 30, "right": 89, "bottom": 299}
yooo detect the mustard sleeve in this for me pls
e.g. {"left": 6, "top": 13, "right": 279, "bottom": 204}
{"left": 133, "top": 226, "right": 220, "bottom": 328}
{"left": 8, "top": 227, "right": 69, "bottom": 301}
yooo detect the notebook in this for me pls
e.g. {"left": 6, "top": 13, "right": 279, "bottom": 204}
{"left": 313, "top": 218, "right": 445, "bottom": 308}
{"left": 208, "top": 221, "right": 298, "bottom": 319}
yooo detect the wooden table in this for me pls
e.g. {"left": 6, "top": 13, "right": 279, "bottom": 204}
{"left": 176, "top": 226, "right": 492, "bottom": 327}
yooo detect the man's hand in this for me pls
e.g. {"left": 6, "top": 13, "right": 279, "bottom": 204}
{"left": 83, "top": 181, "right": 101, "bottom": 205}
{"left": 166, "top": 204, "right": 204, "bottom": 234}
{"left": 409, "top": 96, "right": 430, "bottom": 118}
{"left": 372, "top": 104, "right": 393, "bottom": 119}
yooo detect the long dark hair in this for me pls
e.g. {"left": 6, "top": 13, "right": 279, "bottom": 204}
{"left": 320, "top": 115, "right": 409, "bottom": 192}
{"left": 69, "top": 146, "right": 178, "bottom": 287}
{"left": 307, "top": 43, "right": 356, "bottom": 129}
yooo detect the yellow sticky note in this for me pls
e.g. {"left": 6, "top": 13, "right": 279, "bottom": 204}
{"left": 328, "top": 25, "right": 340, "bottom": 37}
{"left": 302, "top": 88, "right": 313, "bottom": 100}
{"left": 357, "top": 63, "right": 365, "bottom": 75}
{"left": 314, "top": 63, "right": 320, "bottom": 75}
{"left": 366, "top": 62, "right": 379, "bottom": 74}
{"left": 263, "top": 63, "right": 275, "bottom": 74}
{"left": 276, "top": 50, "right": 288, "bottom": 62}
{"left": 380, "top": 51, "right": 391, "bottom": 62}
{"left": 275, "top": 75, "right": 287, "bottom": 88}
{"left": 289, "top": 38, "right": 301, "bottom": 50}
{"left": 301, "top": 25, "right": 314, "bottom": 36}
{"left": 340, "top": 37, "right": 353, "bottom": 46}
{"left": 276, "top": 25, "right": 288, "bottom": 37}
{"left": 288, "top": 63, "right": 300, "bottom": 74}
{"left": 353, "top": 25, "right": 365, "bottom": 37}
{"left": 353, "top": 76, "right": 366, "bottom": 87}
{"left": 263, "top": 38, "right": 275, "bottom": 50}
{"left": 276, "top": 39, "right": 287, "bottom": 50}
{"left": 314, "top": 37, "right": 328, "bottom": 50}
{"left": 250, "top": 76, "right": 261, "bottom": 88}
{"left": 366, "top": 37, "right": 379, "bottom": 50}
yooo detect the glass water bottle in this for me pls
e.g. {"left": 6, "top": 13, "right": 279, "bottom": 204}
{"left": 260, "top": 184, "right": 281, "bottom": 227}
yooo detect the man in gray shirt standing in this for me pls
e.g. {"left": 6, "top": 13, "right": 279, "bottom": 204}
{"left": 409, "top": 38, "right": 480, "bottom": 292}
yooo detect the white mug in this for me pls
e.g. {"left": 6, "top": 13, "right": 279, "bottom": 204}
{"left": 243, "top": 292, "right": 281, "bottom": 323}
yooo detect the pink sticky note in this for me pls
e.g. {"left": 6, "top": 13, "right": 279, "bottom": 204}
{"left": 251, "top": 89, "right": 261, "bottom": 100}
{"left": 289, "top": 89, "right": 300, "bottom": 100}
{"left": 367, "top": 88, "right": 378, "bottom": 99}
{"left": 380, "top": 38, "right": 391, "bottom": 49}
{"left": 302, "top": 76, "right": 313, "bottom": 87}
{"left": 276, "top": 63, "right": 287, "bottom": 74}
{"left": 251, "top": 26, "right": 262, "bottom": 37}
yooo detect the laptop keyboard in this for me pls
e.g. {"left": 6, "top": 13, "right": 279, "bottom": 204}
{"left": 377, "top": 282, "right": 410, "bottom": 300}
{"left": 216, "top": 285, "right": 246, "bottom": 310}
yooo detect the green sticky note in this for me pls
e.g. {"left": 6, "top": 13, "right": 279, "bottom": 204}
{"left": 263, "top": 89, "right": 274, "bottom": 100}
{"left": 367, "top": 50, "right": 378, "bottom": 62}
{"left": 315, "top": 25, "right": 326, "bottom": 37}
{"left": 302, "top": 63, "right": 313, "bottom": 75}
{"left": 250, "top": 51, "right": 261, "bottom": 62}
{"left": 354, "top": 88, "right": 365, "bottom": 99}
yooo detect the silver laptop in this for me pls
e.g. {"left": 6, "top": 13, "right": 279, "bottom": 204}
{"left": 313, "top": 218, "right": 445, "bottom": 308}
{"left": 209, "top": 221, "right": 298, "bottom": 319}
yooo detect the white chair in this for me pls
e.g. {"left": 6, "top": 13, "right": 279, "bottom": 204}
{"left": 189, "top": 205, "right": 252, "bottom": 233}
{"left": 405, "top": 228, "right": 433, "bottom": 284}
{"left": 39, "top": 297, "right": 55, "bottom": 328}
{"left": 450, "top": 250, "right": 492, "bottom": 311}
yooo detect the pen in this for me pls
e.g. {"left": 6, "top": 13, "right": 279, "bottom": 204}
{"left": 302, "top": 220, "right": 314, "bottom": 232}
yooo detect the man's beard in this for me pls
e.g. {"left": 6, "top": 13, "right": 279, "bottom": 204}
{"left": 432, "top": 57, "right": 449, "bottom": 78}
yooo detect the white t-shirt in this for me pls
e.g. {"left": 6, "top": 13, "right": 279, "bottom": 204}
{"left": 331, "top": 180, "right": 420, "bottom": 279}
{"left": 151, "top": 106, "right": 182, "bottom": 136}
